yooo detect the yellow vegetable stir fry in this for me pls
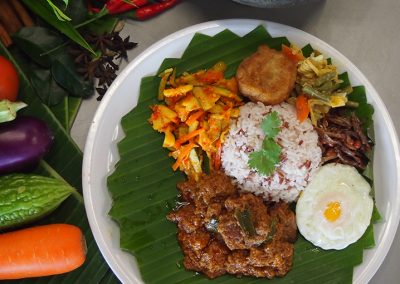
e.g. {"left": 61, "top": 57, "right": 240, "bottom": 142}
{"left": 149, "top": 62, "right": 243, "bottom": 180}
{"left": 291, "top": 47, "right": 354, "bottom": 126}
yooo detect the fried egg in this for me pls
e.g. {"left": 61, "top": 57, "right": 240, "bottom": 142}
{"left": 296, "top": 163, "right": 373, "bottom": 250}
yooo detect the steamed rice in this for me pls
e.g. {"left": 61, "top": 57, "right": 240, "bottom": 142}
{"left": 221, "top": 102, "right": 322, "bottom": 202}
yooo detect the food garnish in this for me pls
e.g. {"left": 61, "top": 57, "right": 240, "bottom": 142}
{"left": 0, "top": 224, "right": 86, "bottom": 279}
{"left": 296, "top": 163, "right": 373, "bottom": 250}
{"left": 149, "top": 61, "right": 242, "bottom": 180}
{"left": 248, "top": 111, "right": 282, "bottom": 176}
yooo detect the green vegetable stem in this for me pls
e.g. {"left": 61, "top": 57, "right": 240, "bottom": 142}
{"left": 0, "top": 100, "right": 27, "bottom": 123}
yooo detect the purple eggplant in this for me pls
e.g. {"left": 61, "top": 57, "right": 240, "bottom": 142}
{"left": 0, "top": 116, "right": 54, "bottom": 174}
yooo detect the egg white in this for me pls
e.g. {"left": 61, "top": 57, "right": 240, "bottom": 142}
{"left": 296, "top": 163, "right": 373, "bottom": 250}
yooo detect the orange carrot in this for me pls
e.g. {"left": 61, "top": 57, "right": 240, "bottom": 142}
{"left": 174, "top": 128, "right": 204, "bottom": 148}
{"left": 296, "top": 94, "right": 310, "bottom": 122}
{"left": 0, "top": 224, "right": 86, "bottom": 280}
{"left": 185, "top": 110, "right": 204, "bottom": 126}
{"left": 282, "top": 44, "right": 305, "bottom": 64}
{"left": 172, "top": 142, "right": 196, "bottom": 171}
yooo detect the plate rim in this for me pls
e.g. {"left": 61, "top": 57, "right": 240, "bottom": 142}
{"left": 82, "top": 18, "right": 400, "bottom": 284}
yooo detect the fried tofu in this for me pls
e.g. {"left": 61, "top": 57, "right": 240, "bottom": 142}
{"left": 236, "top": 45, "right": 297, "bottom": 105}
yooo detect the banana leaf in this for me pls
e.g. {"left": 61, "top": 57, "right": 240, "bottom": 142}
{"left": 108, "top": 25, "right": 379, "bottom": 284}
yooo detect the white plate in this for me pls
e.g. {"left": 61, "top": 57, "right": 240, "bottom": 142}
{"left": 82, "top": 19, "right": 400, "bottom": 284}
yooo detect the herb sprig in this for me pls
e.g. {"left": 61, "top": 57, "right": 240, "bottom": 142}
{"left": 248, "top": 111, "right": 282, "bottom": 176}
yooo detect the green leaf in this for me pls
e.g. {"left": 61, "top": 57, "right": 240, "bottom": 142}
{"left": 67, "top": 96, "right": 82, "bottom": 131}
{"left": 29, "top": 65, "right": 69, "bottom": 106}
{"left": 261, "top": 111, "right": 281, "bottom": 137}
{"left": 49, "top": 96, "right": 69, "bottom": 129}
{"left": 46, "top": 0, "right": 71, "bottom": 21}
{"left": 78, "top": 7, "right": 114, "bottom": 31}
{"left": 107, "top": 25, "right": 378, "bottom": 284}
{"left": 21, "top": 0, "right": 96, "bottom": 55}
{"left": 13, "top": 26, "right": 93, "bottom": 99}
{"left": 248, "top": 150, "right": 276, "bottom": 175}
{"left": 262, "top": 139, "right": 282, "bottom": 160}
{"left": 248, "top": 139, "right": 281, "bottom": 176}
{"left": 338, "top": 72, "right": 351, "bottom": 89}
{"left": 13, "top": 26, "right": 64, "bottom": 67}
{"left": 347, "top": 85, "right": 374, "bottom": 129}
{"left": 51, "top": 52, "right": 94, "bottom": 98}
{"left": 301, "top": 43, "right": 314, "bottom": 57}
{"left": 62, "top": 0, "right": 88, "bottom": 25}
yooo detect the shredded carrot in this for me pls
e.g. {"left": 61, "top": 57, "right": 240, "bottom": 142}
{"left": 175, "top": 128, "right": 204, "bottom": 148}
{"left": 0, "top": 224, "right": 86, "bottom": 280}
{"left": 282, "top": 44, "right": 305, "bottom": 64}
{"left": 172, "top": 142, "right": 196, "bottom": 171}
{"left": 185, "top": 110, "right": 205, "bottom": 126}
{"left": 296, "top": 93, "right": 310, "bottom": 122}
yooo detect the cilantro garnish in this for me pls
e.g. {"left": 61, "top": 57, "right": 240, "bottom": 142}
{"left": 261, "top": 111, "right": 281, "bottom": 137}
{"left": 248, "top": 111, "right": 282, "bottom": 176}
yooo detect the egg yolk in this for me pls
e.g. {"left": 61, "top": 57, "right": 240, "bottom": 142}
{"left": 324, "top": 201, "right": 341, "bottom": 222}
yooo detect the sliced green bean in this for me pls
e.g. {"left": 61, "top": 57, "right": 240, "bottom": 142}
{"left": 314, "top": 71, "right": 336, "bottom": 87}
{"left": 302, "top": 85, "right": 330, "bottom": 102}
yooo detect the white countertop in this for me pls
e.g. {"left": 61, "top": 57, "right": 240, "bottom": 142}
{"left": 71, "top": 0, "right": 400, "bottom": 282}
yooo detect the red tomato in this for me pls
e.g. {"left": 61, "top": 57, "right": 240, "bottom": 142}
{"left": 0, "top": 56, "right": 19, "bottom": 101}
